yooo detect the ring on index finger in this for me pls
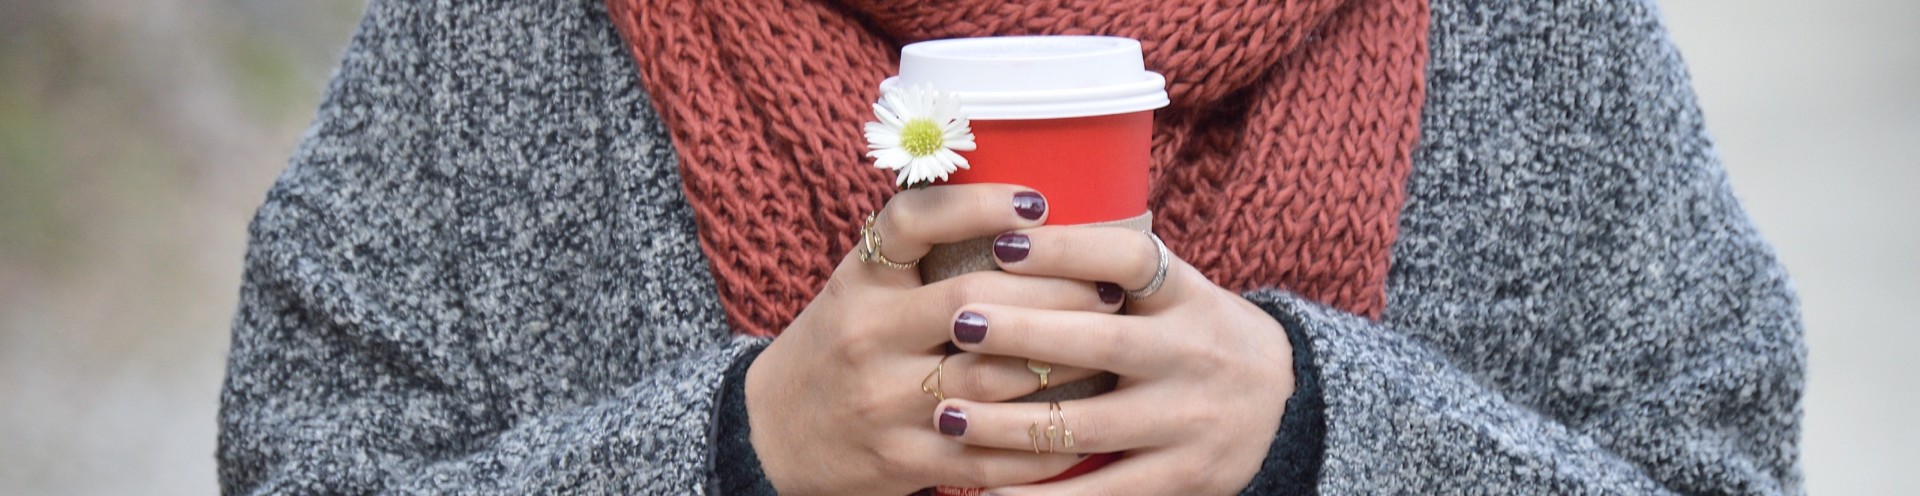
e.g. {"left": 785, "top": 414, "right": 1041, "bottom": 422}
{"left": 860, "top": 211, "right": 919, "bottom": 270}
{"left": 1124, "top": 232, "right": 1170, "bottom": 300}
{"left": 921, "top": 354, "right": 950, "bottom": 401}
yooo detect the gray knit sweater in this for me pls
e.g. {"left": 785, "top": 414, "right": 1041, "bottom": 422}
{"left": 217, "top": 0, "right": 1805, "bottom": 494}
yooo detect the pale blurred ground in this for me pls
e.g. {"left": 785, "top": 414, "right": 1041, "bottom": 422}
{"left": 0, "top": 0, "right": 1913, "bottom": 494}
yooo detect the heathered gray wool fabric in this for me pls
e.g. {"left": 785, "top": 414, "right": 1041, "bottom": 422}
{"left": 218, "top": 0, "right": 1805, "bottom": 494}
{"left": 1255, "top": 0, "right": 1805, "bottom": 493}
{"left": 217, "top": 0, "right": 763, "bottom": 493}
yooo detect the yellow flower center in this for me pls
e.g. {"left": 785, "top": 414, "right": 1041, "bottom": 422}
{"left": 899, "top": 119, "right": 944, "bottom": 157}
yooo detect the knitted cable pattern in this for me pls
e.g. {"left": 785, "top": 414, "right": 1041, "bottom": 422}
{"left": 607, "top": 0, "right": 1428, "bottom": 336}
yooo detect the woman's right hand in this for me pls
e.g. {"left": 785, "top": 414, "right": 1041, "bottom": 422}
{"left": 745, "top": 184, "right": 1122, "bottom": 495}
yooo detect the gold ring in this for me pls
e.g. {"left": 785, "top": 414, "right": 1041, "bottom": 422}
{"left": 920, "top": 354, "right": 950, "bottom": 401}
{"left": 1051, "top": 402, "right": 1074, "bottom": 450}
{"left": 860, "top": 212, "right": 919, "bottom": 270}
{"left": 1026, "top": 359, "right": 1052, "bottom": 392}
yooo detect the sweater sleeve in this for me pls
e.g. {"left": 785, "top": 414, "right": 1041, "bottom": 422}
{"left": 1237, "top": 307, "right": 1328, "bottom": 495}
{"left": 1242, "top": 281, "right": 1799, "bottom": 495}
{"left": 712, "top": 343, "right": 780, "bottom": 495}
{"left": 1229, "top": 1, "right": 1808, "bottom": 493}
{"left": 216, "top": 0, "right": 767, "bottom": 493}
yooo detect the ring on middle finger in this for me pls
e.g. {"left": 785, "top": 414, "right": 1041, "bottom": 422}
{"left": 1124, "top": 231, "right": 1171, "bottom": 300}
{"left": 1026, "top": 359, "right": 1052, "bottom": 392}
{"left": 921, "top": 354, "right": 950, "bottom": 401}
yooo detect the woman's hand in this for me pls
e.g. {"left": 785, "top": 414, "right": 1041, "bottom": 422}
{"left": 933, "top": 226, "right": 1297, "bottom": 495}
{"left": 745, "top": 185, "right": 1123, "bottom": 495}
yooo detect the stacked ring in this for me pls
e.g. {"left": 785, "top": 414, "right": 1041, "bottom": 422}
{"left": 1027, "top": 402, "right": 1075, "bottom": 453}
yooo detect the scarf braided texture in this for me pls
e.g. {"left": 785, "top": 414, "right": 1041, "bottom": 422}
{"left": 607, "top": 0, "right": 1429, "bottom": 337}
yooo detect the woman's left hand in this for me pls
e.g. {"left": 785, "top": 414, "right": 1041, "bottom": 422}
{"left": 933, "top": 226, "right": 1297, "bottom": 495}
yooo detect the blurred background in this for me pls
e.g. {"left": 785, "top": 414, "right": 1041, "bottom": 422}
{"left": 0, "top": 0, "right": 1913, "bottom": 494}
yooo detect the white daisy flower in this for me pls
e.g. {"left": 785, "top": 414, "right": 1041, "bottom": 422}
{"left": 864, "top": 84, "right": 976, "bottom": 188}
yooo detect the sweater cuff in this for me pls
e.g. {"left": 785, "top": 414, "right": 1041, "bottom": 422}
{"left": 1238, "top": 302, "right": 1328, "bottom": 495}
{"left": 711, "top": 343, "right": 778, "bottom": 495}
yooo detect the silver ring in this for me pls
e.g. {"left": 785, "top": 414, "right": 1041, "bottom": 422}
{"left": 1125, "top": 232, "right": 1169, "bottom": 300}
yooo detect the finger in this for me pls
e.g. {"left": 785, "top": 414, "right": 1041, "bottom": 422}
{"left": 891, "top": 430, "right": 1084, "bottom": 489}
{"left": 983, "top": 450, "right": 1197, "bottom": 496}
{"left": 865, "top": 184, "right": 1049, "bottom": 283}
{"left": 990, "top": 226, "right": 1199, "bottom": 315}
{"left": 893, "top": 270, "right": 1124, "bottom": 348}
{"left": 936, "top": 352, "right": 1105, "bottom": 403}
{"left": 947, "top": 304, "right": 1173, "bottom": 377}
{"left": 933, "top": 393, "right": 1174, "bottom": 455}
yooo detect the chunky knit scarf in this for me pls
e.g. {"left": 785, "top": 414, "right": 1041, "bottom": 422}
{"left": 607, "top": 0, "right": 1428, "bottom": 337}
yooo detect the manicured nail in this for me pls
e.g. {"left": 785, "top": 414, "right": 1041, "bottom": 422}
{"left": 1096, "top": 282, "right": 1123, "bottom": 305}
{"left": 1013, "top": 191, "right": 1046, "bottom": 220}
{"left": 939, "top": 407, "right": 969, "bottom": 436}
{"left": 993, "top": 232, "right": 1030, "bottom": 263}
{"left": 954, "top": 311, "right": 988, "bottom": 344}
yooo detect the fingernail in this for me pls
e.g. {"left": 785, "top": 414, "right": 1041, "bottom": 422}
{"left": 939, "top": 407, "right": 969, "bottom": 436}
{"left": 1096, "top": 282, "right": 1123, "bottom": 305}
{"left": 1013, "top": 191, "right": 1046, "bottom": 220}
{"left": 953, "top": 310, "right": 988, "bottom": 344}
{"left": 993, "top": 232, "right": 1030, "bottom": 263}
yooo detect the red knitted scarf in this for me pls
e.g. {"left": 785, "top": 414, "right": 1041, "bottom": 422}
{"left": 607, "top": 0, "right": 1428, "bottom": 337}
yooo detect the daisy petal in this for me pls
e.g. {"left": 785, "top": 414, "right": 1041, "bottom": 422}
{"left": 873, "top": 104, "right": 903, "bottom": 129}
{"left": 937, "top": 148, "right": 970, "bottom": 170}
{"left": 869, "top": 148, "right": 910, "bottom": 170}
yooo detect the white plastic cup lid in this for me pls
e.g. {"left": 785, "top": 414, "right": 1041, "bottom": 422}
{"left": 880, "top": 36, "right": 1170, "bottom": 120}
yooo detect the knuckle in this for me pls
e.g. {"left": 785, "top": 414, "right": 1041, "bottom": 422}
{"left": 952, "top": 357, "right": 994, "bottom": 399}
{"left": 1087, "top": 329, "right": 1132, "bottom": 367}
{"left": 968, "top": 188, "right": 1008, "bottom": 227}
{"left": 1070, "top": 409, "right": 1109, "bottom": 452}
{"left": 1189, "top": 337, "right": 1233, "bottom": 371}
{"left": 948, "top": 459, "right": 996, "bottom": 487}
{"left": 830, "top": 321, "right": 881, "bottom": 357}
{"left": 1124, "top": 239, "right": 1160, "bottom": 286}
{"left": 820, "top": 272, "right": 855, "bottom": 301}
{"left": 947, "top": 276, "right": 987, "bottom": 309}
{"left": 1171, "top": 400, "right": 1220, "bottom": 428}
{"left": 845, "top": 385, "right": 891, "bottom": 424}
{"left": 995, "top": 313, "right": 1035, "bottom": 352}
{"left": 880, "top": 199, "right": 922, "bottom": 242}
{"left": 872, "top": 443, "right": 915, "bottom": 479}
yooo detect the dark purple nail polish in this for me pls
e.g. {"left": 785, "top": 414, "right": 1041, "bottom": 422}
{"left": 1013, "top": 191, "right": 1047, "bottom": 220}
{"left": 993, "top": 232, "right": 1030, "bottom": 263}
{"left": 954, "top": 311, "right": 988, "bottom": 344}
{"left": 939, "top": 407, "right": 969, "bottom": 436}
{"left": 1097, "top": 282, "right": 1123, "bottom": 305}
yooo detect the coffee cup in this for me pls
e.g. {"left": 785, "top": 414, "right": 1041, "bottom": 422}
{"left": 880, "top": 35, "right": 1168, "bottom": 283}
{"left": 878, "top": 35, "right": 1168, "bottom": 492}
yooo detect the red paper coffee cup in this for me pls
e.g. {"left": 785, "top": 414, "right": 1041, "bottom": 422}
{"left": 880, "top": 36, "right": 1168, "bottom": 494}
{"left": 883, "top": 36, "right": 1166, "bottom": 225}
